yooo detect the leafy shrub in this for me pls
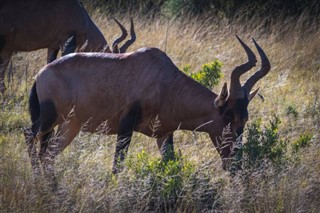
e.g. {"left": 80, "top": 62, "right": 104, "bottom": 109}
{"left": 292, "top": 132, "right": 313, "bottom": 153}
{"left": 161, "top": 0, "right": 216, "bottom": 16}
{"left": 123, "top": 149, "right": 222, "bottom": 211}
{"left": 182, "top": 59, "right": 223, "bottom": 89}
{"left": 242, "top": 115, "right": 288, "bottom": 169}
{"left": 126, "top": 150, "right": 194, "bottom": 197}
{"left": 285, "top": 105, "right": 299, "bottom": 119}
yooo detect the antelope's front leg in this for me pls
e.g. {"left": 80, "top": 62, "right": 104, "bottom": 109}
{"left": 112, "top": 122, "right": 134, "bottom": 174}
{"left": 112, "top": 134, "right": 133, "bottom": 174}
{"left": 47, "top": 48, "right": 59, "bottom": 63}
{"left": 0, "top": 49, "right": 13, "bottom": 94}
{"left": 112, "top": 105, "right": 142, "bottom": 174}
{"left": 157, "top": 133, "right": 174, "bottom": 162}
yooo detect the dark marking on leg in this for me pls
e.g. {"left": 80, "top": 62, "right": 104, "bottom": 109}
{"left": 41, "top": 118, "right": 80, "bottom": 191}
{"left": 39, "top": 100, "right": 58, "bottom": 134}
{"left": 112, "top": 103, "right": 142, "bottom": 174}
{"left": 24, "top": 124, "right": 41, "bottom": 178}
{"left": 0, "top": 41, "right": 12, "bottom": 93}
{"left": 157, "top": 133, "right": 175, "bottom": 162}
{"left": 0, "top": 57, "right": 3, "bottom": 93}
{"left": 39, "top": 129, "right": 55, "bottom": 161}
{"left": 47, "top": 48, "right": 59, "bottom": 63}
{"left": 32, "top": 99, "right": 57, "bottom": 182}
{"left": 0, "top": 35, "right": 5, "bottom": 52}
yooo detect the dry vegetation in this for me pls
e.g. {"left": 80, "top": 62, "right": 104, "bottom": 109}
{"left": 1, "top": 5, "right": 320, "bottom": 213}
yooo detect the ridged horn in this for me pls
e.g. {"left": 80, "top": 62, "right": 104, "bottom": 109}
{"left": 112, "top": 18, "right": 128, "bottom": 50}
{"left": 230, "top": 36, "right": 257, "bottom": 99}
{"left": 243, "top": 38, "right": 271, "bottom": 92}
{"left": 119, "top": 18, "right": 136, "bottom": 53}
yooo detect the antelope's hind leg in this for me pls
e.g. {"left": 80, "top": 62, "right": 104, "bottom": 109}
{"left": 0, "top": 40, "right": 13, "bottom": 94}
{"left": 40, "top": 116, "right": 81, "bottom": 188}
{"left": 24, "top": 121, "right": 41, "bottom": 178}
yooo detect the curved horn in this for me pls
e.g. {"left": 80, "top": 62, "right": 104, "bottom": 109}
{"left": 230, "top": 36, "right": 257, "bottom": 99}
{"left": 119, "top": 18, "right": 136, "bottom": 53}
{"left": 243, "top": 38, "right": 271, "bottom": 92}
{"left": 112, "top": 18, "right": 128, "bottom": 49}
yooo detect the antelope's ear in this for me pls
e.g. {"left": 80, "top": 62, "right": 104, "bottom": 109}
{"left": 112, "top": 43, "right": 120, "bottom": 53}
{"left": 214, "top": 82, "right": 229, "bottom": 108}
{"left": 103, "top": 45, "right": 111, "bottom": 53}
{"left": 249, "top": 87, "right": 259, "bottom": 101}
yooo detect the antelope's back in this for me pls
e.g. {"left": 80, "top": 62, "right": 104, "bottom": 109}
{"left": 35, "top": 48, "right": 180, "bottom": 127}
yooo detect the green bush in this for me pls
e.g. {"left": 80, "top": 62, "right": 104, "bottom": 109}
{"left": 123, "top": 149, "right": 221, "bottom": 211}
{"left": 292, "top": 132, "right": 313, "bottom": 153}
{"left": 285, "top": 105, "right": 299, "bottom": 119}
{"left": 161, "top": 0, "right": 216, "bottom": 16}
{"left": 182, "top": 59, "right": 223, "bottom": 90}
{"left": 82, "top": 0, "right": 319, "bottom": 20}
{"left": 242, "top": 115, "right": 288, "bottom": 169}
{"left": 126, "top": 150, "right": 194, "bottom": 197}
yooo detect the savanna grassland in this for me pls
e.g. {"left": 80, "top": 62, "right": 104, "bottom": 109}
{"left": 1, "top": 1, "right": 320, "bottom": 212}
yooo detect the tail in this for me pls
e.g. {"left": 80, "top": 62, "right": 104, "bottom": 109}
{"left": 29, "top": 82, "right": 40, "bottom": 124}
{"left": 24, "top": 81, "right": 40, "bottom": 148}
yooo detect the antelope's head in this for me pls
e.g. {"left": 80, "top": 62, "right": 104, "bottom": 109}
{"left": 213, "top": 36, "right": 271, "bottom": 170}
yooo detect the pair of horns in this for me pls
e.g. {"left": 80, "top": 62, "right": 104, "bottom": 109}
{"left": 229, "top": 36, "right": 271, "bottom": 99}
{"left": 112, "top": 18, "right": 136, "bottom": 53}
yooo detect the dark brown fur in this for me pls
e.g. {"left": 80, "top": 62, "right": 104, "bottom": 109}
{"left": 0, "top": 0, "right": 135, "bottom": 93}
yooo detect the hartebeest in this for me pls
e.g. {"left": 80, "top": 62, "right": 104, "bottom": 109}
{"left": 0, "top": 0, "right": 136, "bottom": 93}
{"left": 25, "top": 36, "right": 270, "bottom": 183}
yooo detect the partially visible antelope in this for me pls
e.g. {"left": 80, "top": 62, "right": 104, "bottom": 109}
{"left": 25, "top": 36, "right": 270, "bottom": 185}
{"left": 0, "top": 0, "right": 136, "bottom": 93}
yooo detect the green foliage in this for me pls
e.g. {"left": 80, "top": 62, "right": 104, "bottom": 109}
{"left": 285, "top": 105, "right": 299, "bottom": 119}
{"left": 181, "top": 64, "right": 191, "bottom": 73}
{"left": 243, "top": 115, "right": 288, "bottom": 169}
{"left": 124, "top": 150, "right": 221, "bottom": 211}
{"left": 292, "top": 132, "right": 313, "bottom": 153}
{"left": 82, "top": 0, "right": 164, "bottom": 17}
{"left": 161, "top": 0, "right": 215, "bottom": 16}
{"left": 182, "top": 60, "right": 223, "bottom": 89}
{"left": 126, "top": 149, "right": 195, "bottom": 197}
{"left": 82, "top": 0, "right": 319, "bottom": 20}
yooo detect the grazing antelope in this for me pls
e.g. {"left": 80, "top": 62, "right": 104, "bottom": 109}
{"left": 25, "top": 36, "right": 270, "bottom": 184}
{"left": 0, "top": 0, "right": 136, "bottom": 93}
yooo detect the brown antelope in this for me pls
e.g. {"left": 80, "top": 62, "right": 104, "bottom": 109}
{"left": 0, "top": 0, "right": 136, "bottom": 93}
{"left": 25, "top": 36, "right": 270, "bottom": 184}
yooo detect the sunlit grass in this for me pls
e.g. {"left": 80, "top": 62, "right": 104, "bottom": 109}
{"left": 1, "top": 6, "right": 319, "bottom": 212}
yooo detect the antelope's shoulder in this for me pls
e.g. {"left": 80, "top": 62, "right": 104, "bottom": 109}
{"left": 134, "top": 47, "right": 168, "bottom": 58}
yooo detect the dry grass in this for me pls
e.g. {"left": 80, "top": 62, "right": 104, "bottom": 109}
{"left": 1, "top": 7, "right": 320, "bottom": 213}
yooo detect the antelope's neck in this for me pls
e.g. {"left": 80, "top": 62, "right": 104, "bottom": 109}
{"left": 161, "top": 73, "right": 219, "bottom": 132}
{"left": 86, "top": 20, "right": 107, "bottom": 50}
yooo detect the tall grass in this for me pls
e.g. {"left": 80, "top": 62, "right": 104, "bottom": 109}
{"left": 1, "top": 5, "right": 319, "bottom": 213}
